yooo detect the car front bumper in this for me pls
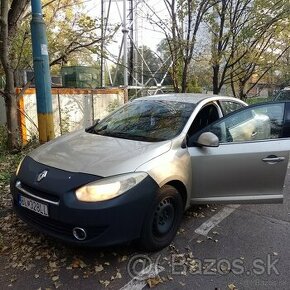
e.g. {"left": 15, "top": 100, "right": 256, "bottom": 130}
{"left": 11, "top": 157, "right": 158, "bottom": 247}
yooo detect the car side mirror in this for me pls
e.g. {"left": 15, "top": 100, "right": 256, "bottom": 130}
{"left": 196, "top": 132, "right": 219, "bottom": 147}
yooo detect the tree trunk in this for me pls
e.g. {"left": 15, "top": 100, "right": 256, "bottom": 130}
{"left": 181, "top": 60, "right": 188, "bottom": 93}
{"left": 238, "top": 81, "right": 247, "bottom": 101}
{"left": 0, "top": 0, "right": 21, "bottom": 150}
{"left": 170, "top": 63, "right": 180, "bottom": 93}
{"left": 212, "top": 64, "right": 220, "bottom": 94}
{"left": 4, "top": 68, "right": 19, "bottom": 149}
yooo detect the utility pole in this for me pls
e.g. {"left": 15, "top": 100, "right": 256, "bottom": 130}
{"left": 128, "top": 0, "right": 134, "bottom": 86}
{"left": 31, "top": 0, "right": 55, "bottom": 143}
{"left": 100, "top": 0, "right": 105, "bottom": 87}
{"left": 122, "top": 0, "right": 128, "bottom": 87}
{"left": 134, "top": 1, "right": 138, "bottom": 87}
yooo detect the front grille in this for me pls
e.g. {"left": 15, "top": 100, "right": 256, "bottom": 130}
{"left": 20, "top": 182, "right": 60, "bottom": 204}
{"left": 16, "top": 205, "right": 107, "bottom": 240}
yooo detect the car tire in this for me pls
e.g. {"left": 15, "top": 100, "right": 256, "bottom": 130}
{"left": 139, "top": 185, "right": 184, "bottom": 251}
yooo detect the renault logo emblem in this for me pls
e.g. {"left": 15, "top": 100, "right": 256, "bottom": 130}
{"left": 37, "top": 170, "right": 48, "bottom": 182}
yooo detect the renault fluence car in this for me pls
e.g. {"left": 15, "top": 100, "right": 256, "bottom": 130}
{"left": 11, "top": 94, "right": 290, "bottom": 251}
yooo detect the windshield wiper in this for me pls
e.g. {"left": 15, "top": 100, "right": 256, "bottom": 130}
{"left": 103, "top": 132, "right": 132, "bottom": 139}
{"left": 85, "top": 119, "right": 100, "bottom": 133}
{"left": 102, "top": 132, "right": 165, "bottom": 142}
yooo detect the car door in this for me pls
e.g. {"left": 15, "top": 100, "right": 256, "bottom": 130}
{"left": 187, "top": 101, "right": 290, "bottom": 204}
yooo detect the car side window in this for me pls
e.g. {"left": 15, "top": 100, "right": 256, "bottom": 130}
{"left": 187, "top": 104, "right": 220, "bottom": 137}
{"left": 274, "top": 89, "right": 290, "bottom": 101}
{"left": 219, "top": 101, "right": 245, "bottom": 116}
{"left": 197, "top": 103, "right": 285, "bottom": 143}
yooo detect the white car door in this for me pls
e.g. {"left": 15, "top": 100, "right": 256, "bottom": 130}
{"left": 187, "top": 102, "right": 290, "bottom": 204}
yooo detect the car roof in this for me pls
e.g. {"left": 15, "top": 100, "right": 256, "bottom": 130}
{"left": 134, "top": 93, "right": 237, "bottom": 104}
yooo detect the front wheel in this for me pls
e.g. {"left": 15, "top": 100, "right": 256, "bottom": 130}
{"left": 139, "top": 185, "right": 184, "bottom": 251}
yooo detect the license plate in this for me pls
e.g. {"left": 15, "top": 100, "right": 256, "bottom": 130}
{"left": 19, "top": 195, "right": 49, "bottom": 217}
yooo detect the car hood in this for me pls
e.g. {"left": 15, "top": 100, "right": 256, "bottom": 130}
{"left": 28, "top": 130, "right": 172, "bottom": 177}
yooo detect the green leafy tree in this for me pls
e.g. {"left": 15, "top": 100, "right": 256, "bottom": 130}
{"left": 206, "top": 0, "right": 290, "bottom": 99}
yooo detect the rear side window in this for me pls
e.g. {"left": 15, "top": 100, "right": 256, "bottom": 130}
{"left": 219, "top": 101, "right": 245, "bottom": 116}
{"left": 274, "top": 89, "right": 290, "bottom": 101}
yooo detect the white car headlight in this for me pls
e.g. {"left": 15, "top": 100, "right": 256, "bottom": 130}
{"left": 75, "top": 172, "right": 148, "bottom": 202}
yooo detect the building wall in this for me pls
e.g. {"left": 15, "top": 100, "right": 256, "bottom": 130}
{"left": 18, "top": 88, "right": 126, "bottom": 143}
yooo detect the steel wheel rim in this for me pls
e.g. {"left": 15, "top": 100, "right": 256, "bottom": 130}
{"left": 153, "top": 198, "right": 175, "bottom": 236}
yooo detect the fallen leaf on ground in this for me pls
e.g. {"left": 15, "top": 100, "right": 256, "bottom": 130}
{"left": 49, "top": 261, "right": 57, "bottom": 269}
{"left": 51, "top": 275, "right": 59, "bottom": 282}
{"left": 95, "top": 265, "right": 104, "bottom": 273}
{"left": 147, "top": 276, "right": 162, "bottom": 288}
{"left": 120, "top": 255, "right": 128, "bottom": 262}
{"left": 228, "top": 283, "right": 237, "bottom": 290}
{"left": 99, "top": 280, "right": 110, "bottom": 287}
{"left": 54, "top": 281, "right": 62, "bottom": 289}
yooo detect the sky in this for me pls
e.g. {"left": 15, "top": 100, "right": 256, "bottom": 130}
{"left": 82, "top": 0, "right": 168, "bottom": 58}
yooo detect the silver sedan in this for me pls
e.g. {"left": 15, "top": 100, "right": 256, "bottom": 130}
{"left": 11, "top": 94, "right": 290, "bottom": 251}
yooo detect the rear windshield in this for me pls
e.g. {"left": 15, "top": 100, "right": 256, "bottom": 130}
{"left": 91, "top": 100, "right": 195, "bottom": 142}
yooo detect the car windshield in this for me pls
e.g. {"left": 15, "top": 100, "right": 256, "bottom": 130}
{"left": 91, "top": 100, "right": 195, "bottom": 142}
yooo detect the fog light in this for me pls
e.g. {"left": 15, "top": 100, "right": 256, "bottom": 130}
{"left": 73, "top": 227, "right": 87, "bottom": 241}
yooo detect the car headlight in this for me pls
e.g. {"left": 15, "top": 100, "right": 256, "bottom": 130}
{"left": 75, "top": 172, "right": 148, "bottom": 202}
{"left": 16, "top": 158, "right": 24, "bottom": 176}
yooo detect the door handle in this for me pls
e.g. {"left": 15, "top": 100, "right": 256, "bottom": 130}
{"left": 262, "top": 155, "right": 285, "bottom": 163}
{"left": 251, "top": 131, "right": 258, "bottom": 137}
